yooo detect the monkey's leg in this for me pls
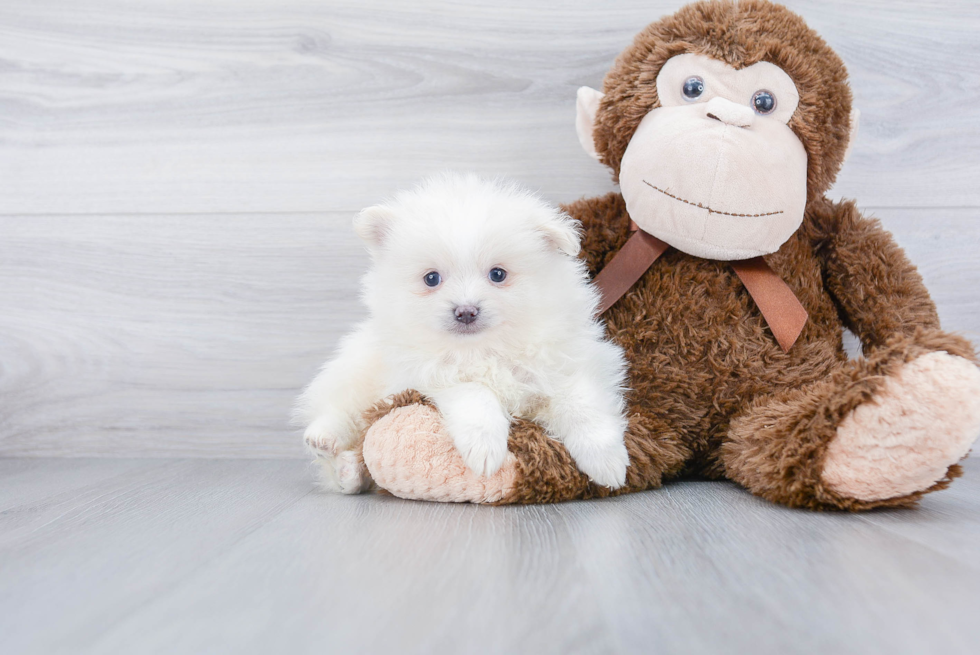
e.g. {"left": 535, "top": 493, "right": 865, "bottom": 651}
{"left": 360, "top": 391, "right": 690, "bottom": 504}
{"left": 722, "top": 331, "right": 980, "bottom": 510}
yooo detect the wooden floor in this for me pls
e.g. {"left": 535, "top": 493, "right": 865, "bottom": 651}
{"left": 3, "top": 457, "right": 980, "bottom": 655}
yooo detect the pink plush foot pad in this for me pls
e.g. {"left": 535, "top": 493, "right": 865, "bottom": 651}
{"left": 362, "top": 403, "right": 518, "bottom": 503}
{"left": 823, "top": 352, "right": 980, "bottom": 501}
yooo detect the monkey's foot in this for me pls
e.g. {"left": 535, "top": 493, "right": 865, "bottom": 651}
{"left": 822, "top": 352, "right": 980, "bottom": 501}
{"left": 362, "top": 403, "right": 518, "bottom": 503}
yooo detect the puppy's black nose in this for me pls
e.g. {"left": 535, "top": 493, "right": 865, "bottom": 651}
{"left": 454, "top": 305, "right": 480, "bottom": 325}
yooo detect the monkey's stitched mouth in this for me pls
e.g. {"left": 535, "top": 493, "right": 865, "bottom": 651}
{"left": 642, "top": 180, "right": 783, "bottom": 218}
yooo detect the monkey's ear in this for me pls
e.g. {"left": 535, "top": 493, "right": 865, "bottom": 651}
{"left": 540, "top": 211, "right": 582, "bottom": 257}
{"left": 353, "top": 204, "right": 396, "bottom": 252}
{"left": 576, "top": 86, "right": 604, "bottom": 161}
{"left": 842, "top": 107, "right": 860, "bottom": 164}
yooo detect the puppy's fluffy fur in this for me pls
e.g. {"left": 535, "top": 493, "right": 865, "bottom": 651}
{"left": 296, "top": 174, "right": 629, "bottom": 493}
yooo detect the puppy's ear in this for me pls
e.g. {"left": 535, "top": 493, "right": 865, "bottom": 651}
{"left": 539, "top": 212, "right": 581, "bottom": 257}
{"left": 353, "top": 205, "right": 396, "bottom": 251}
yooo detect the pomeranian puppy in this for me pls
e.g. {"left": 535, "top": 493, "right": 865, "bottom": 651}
{"left": 296, "top": 173, "right": 629, "bottom": 493}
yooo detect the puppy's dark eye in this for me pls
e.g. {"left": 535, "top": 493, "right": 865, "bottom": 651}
{"left": 682, "top": 76, "right": 704, "bottom": 100}
{"left": 488, "top": 267, "right": 507, "bottom": 284}
{"left": 752, "top": 89, "right": 776, "bottom": 115}
{"left": 423, "top": 271, "right": 441, "bottom": 287}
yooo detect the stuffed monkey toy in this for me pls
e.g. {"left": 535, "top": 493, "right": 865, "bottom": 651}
{"left": 324, "top": 0, "right": 980, "bottom": 510}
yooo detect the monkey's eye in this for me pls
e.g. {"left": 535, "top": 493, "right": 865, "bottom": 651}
{"left": 682, "top": 76, "right": 704, "bottom": 100}
{"left": 488, "top": 267, "right": 507, "bottom": 284}
{"left": 752, "top": 90, "right": 777, "bottom": 115}
{"left": 423, "top": 271, "right": 442, "bottom": 287}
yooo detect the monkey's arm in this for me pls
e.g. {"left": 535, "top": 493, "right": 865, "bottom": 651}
{"left": 722, "top": 198, "right": 980, "bottom": 510}
{"left": 808, "top": 197, "right": 968, "bottom": 355}
{"left": 560, "top": 192, "right": 632, "bottom": 276}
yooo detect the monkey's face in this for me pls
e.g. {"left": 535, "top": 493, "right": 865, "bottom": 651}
{"left": 620, "top": 54, "right": 806, "bottom": 260}
{"left": 579, "top": 53, "right": 819, "bottom": 261}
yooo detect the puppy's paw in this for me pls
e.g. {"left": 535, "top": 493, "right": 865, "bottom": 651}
{"left": 458, "top": 433, "right": 510, "bottom": 478}
{"left": 561, "top": 416, "right": 630, "bottom": 489}
{"left": 574, "top": 441, "right": 629, "bottom": 489}
{"left": 303, "top": 411, "right": 356, "bottom": 456}
{"left": 335, "top": 450, "right": 372, "bottom": 494}
{"left": 314, "top": 450, "right": 372, "bottom": 495}
{"left": 448, "top": 415, "right": 511, "bottom": 478}
{"left": 433, "top": 384, "right": 512, "bottom": 478}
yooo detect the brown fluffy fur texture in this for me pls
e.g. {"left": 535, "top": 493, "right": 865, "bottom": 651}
{"left": 362, "top": 0, "right": 977, "bottom": 510}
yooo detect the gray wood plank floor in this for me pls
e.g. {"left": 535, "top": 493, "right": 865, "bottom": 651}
{"left": 2, "top": 457, "right": 980, "bottom": 655}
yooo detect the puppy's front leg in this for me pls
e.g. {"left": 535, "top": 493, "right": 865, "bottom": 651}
{"left": 430, "top": 383, "right": 511, "bottom": 477}
{"left": 296, "top": 327, "right": 385, "bottom": 493}
{"left": 541, "top": 375, "right": 629, "bottom": 489}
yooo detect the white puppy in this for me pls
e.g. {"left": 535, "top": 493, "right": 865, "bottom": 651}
{"left": 296, "top": 174, "right": 630, "bottom": 493}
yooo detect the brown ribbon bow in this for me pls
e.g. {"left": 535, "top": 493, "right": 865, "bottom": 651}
{"left": 593, "top": 223, "right": 808, "bottom": 352}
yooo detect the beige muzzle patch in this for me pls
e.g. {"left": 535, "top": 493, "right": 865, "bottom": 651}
{"left": 619, "top": 99, "right": 808, "bottom": 260}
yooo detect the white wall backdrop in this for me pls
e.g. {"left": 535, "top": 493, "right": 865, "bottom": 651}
{"left": 1, "top": 0, "right": 978, "bottom": 457}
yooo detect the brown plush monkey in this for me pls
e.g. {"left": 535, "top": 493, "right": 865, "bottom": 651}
{"left": 347, "top": 0, "right": 980, "bottom": 510}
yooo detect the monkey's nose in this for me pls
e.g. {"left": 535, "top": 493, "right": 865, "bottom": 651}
{"left": 454, "top": 305, "right": 480, "bottom": 325}
{"left": 704, "top": 97, "right": 755, "bottom": 128}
